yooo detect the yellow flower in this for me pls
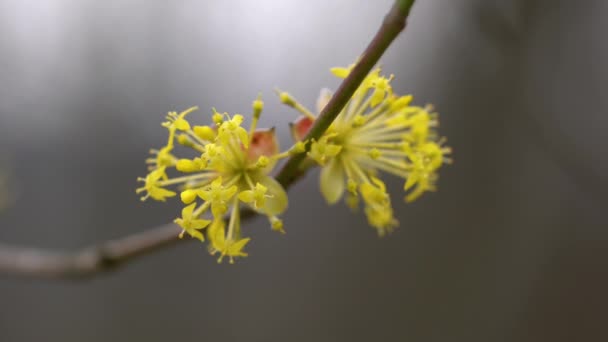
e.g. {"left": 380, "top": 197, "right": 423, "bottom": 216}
{"left": 135, "top": 167, "right": 176, "bottom": 201}
{"left": 207, "top": 218, "right": 251, "bottom": 264}
{"left": 175, "top": 203, "right": 211, "bottom": 241}
{"left": 146, "top": 145, "right": 176, "bottom": 172}
{"left": 279, "top": 64, "right": 451, "bottom": 235}
{"left": 369, "top": 74, "right": 393, "bottom": 107}
{"left": 238, "top": 182, "right": 270, "bottom": 209}
{"left": 403, "top": 141, "right": 448, "bottom": 203}
{"left": 217, "top": 114, "right": 249, "bottom": 148}
{"left": 269, "top": 216, "right": 285, "bottom": 234}
{"left": 308, "top": 136, "right": 342, "bottom": 166}
{"left": 359, "top": 177, "right": 397, "bottom": 235}
{"left": 137, "top": 98, "right": 302, "bottom": 263}
{"left": 197, "top": 177, "right": 238, "bottom": 217}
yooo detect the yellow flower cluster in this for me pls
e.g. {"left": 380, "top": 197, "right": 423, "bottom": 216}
{"left": 138, "top": 61, "right": 452, "bottom": 262}
{"left": 136, "top": 96, "right": 299, "bottom": 263}
{"left": 279, "top": 65, "right": 451, "bottom": 236}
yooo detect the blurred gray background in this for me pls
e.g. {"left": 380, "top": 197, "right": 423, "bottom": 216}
{"left": 1, "top": 0, "right": 607, "bottom": 341}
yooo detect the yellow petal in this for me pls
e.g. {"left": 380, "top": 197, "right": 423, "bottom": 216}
{"left": 405, "top": 187, "right": 424, "bottom": 203}
{"left": 403, "top": 174, "right": 418, "bottom": 191}
{"left": 330, "top": 67, "right": 350, "bottom": 78}
{"left": 212, "top": 112, "right": 224, "bottom": 125}
{"left": 320, "top": 158, "right": 345, "bottom": 205}
{"left": 228, "top": 238, "right": 250, "bottom": 256}
{"left": 149, "top": 187, "right": 176, "bottom": 201}
{"left": 197, "top": 190, "right": 211, "bottom": 201}
{"left": 191, "top": 219, "right": 211, "bottom": 230}
{"left": 181, "top": 202, "right": 196, "bottom": 219}
{"left": 238, "top": 190, "right": 254, "bottom": 203}
{"left": 370, "top": 88, "right": 385, "bottom": 107}
{"left": 232, "top": 114, "right": 244, "bottom": 125}
{"left": 325, "top": 144, "right": 342, "bottom": 157}
{"left": 237, "top": 127, "right": 249, "bottom": 148}
{"left": 346, "top": 193, "right": 359, "bottom": 211}
{"left": 390, "top": 95, "right": 413, "bottom": 111}
{"left": 211, "top": 202, "right": 228, "bottom": 217}
{"left": 149, "top": 167, "right": 167, "bottom": 182}
{"left": 256, "top": 175, "right": 288, "bottom": 215}
{"left": 211, "top": 177, "right": 223, "bottom": 188}
{"left": 270, "top": 217, "right": 284, "bottom": 233}
{"left": 174, "top": 118, "right": 190, "bottom": 131}
{"left": 187, "top": 229, "right": 205, "bottom": 242}
{"left": 208, "top": 219, "right": 226, "bottom": 250}
{"left": 222, "top": 185, "right": 238, "bottom": 200}
{"left": 370, "top": 176, "right": 386, "bottom": 191}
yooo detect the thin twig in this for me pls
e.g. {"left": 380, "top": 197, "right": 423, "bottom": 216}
{"left": 0, "top": 0, "right": 416, "bottom": 280}
{"left": 0, "top": 224, "right": 180, "bottom": 279}
{"left": 0, "top": 209, "right": 258, "bottom": 279}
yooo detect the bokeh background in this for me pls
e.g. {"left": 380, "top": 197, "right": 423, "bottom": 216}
{"left": 1, "top": 0, "right": 607, "bottom": 341}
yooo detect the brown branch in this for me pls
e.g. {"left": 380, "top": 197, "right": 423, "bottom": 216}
{"left": 0, "top": 223, "right": 181, "bottom": 279}
{"left": 0, "top": 0, "right": 416, "bottom": 280}
{"left": 0, "top": 208, "right": 259, "bottom": 279}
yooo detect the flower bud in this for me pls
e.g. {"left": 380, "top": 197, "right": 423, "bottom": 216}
{"left": 176, "top": 159, "right": 199, "bottom": 172}
{"left": 193, "top": 125, "right": 216, "bottom": 141}
{"left": 180, "top": 189, "right": 197, "bottom": 204}
{"left": 177, "top": 134, "right": 193, "bottom": 147}
{"left": 279, "top": 92, "right": 296, "bottom": 107}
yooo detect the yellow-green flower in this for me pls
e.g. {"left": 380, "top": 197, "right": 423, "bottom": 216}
{"left": 175, "top": 203, "right": 211, "bottom": 241}
{"left": 238, "top": 182, "right": 270, "bottom": 209}
{"left": 279, "top": 65, "right": 452, "bottom": 236}
{"left": 137, "top": 96, "right": 298, "bottom": 263}
{"left": 207, "top": 217, "right": 250, "bottom": 264}
{"left": 135, "top": 167, "right": 176, "bottom": 201}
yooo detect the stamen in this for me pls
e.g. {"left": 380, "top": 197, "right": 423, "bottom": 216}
{"left": 271, "top": 151, "right": 291, "bottom": 161}
{"left": 350, "top": 94, "right": 373, "bottom": 121}
{"left": 349, "top": 142, "right": 405, "bottom": 149}
{"left": 275, "top": 88, "right": 316, "bottom": 120}
{"left": 193, "top": 201, "right": 211, "bottom": 218}
{"left": 226, "top": 196, "right": 241, "bottom": 241}
{"left": 341, "top": 157, "right": 357, "bottom": 183}
{"left": 185, "top": 130, "right": 208, "bottom": 148}
{"left": 156, "top": 172, "right": 215, "bottom": 187}
{"left": 345, "top": 158, "right": 371, "bottom": 184}
{"left": 249, "top": 93, "right": 264, "bottom": 144}
{"left": 242, "top": 173, "right": 254, "bottom": 189}
{"left": 359, "top": 158, "right": 408, "bottom": 179}
{"left": 343, "top": 89, "right": 369, "bottom": 122}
